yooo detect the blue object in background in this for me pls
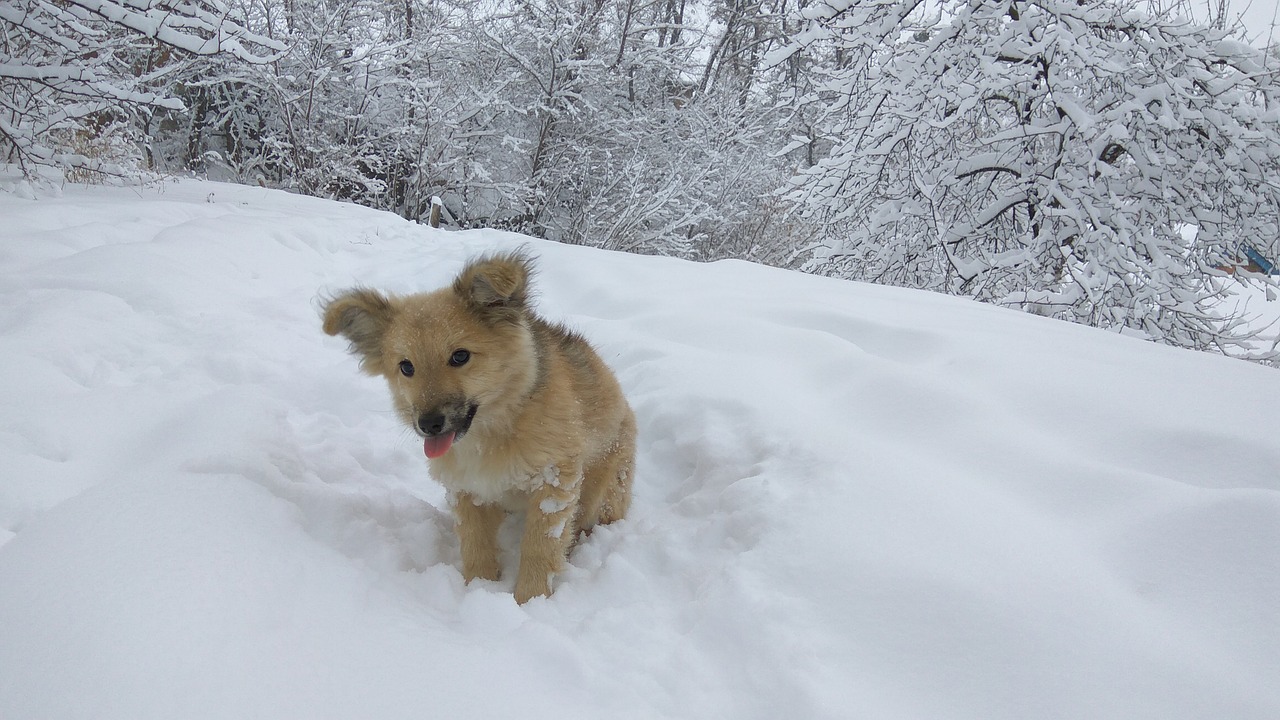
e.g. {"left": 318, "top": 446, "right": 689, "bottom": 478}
{"left": 1241, "top": 244, "right": 1277, "bottom": 275}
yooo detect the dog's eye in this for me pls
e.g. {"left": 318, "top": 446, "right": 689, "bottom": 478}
{"left": 398, "top": 359, "right": 415, "bottom": 377}
{"left": 449, "top": 349, "right": 471, "bottom": 367}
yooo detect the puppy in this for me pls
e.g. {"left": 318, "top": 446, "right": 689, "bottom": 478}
{"left": 323, "top": 251, "right": 635, "bottom": 603}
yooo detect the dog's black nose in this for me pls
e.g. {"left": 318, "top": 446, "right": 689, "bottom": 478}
{"left": 418, "top": 412, "right": 446, "bottom": 436}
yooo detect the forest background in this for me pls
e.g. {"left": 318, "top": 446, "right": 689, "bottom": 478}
{"left": 4, "top": 0, "right": 1280, "bottom": 361}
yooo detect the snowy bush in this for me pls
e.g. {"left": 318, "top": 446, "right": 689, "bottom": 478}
{"left": 0, "top": 0, "right": 282, "bottom": 179}
{"left": 779, "top": 0, "right": 1280, "bottom": 361}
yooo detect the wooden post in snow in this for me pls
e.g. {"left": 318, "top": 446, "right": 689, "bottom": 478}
{"left": 429, "top": 196, "right": 442, "bottom": 228}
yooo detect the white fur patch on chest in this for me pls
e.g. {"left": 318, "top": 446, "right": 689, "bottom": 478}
{"left": 431, "top": 451, "right": 562, "bottom": 507}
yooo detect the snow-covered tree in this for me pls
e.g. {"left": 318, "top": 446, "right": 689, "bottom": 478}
{"left": 457, "top": 0, "right": 801, "bottom": 261}
{"left": 1, "top": 0, "right": 282, "bottom": 178}
{"left": 4, "top": 0, "right": 807, "bottom": 264}
{"left": 779, "top": 0, "right": 1280, "bottom": 361}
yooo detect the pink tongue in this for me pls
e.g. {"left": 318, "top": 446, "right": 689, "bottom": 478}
{"left": 424, "top": 432, "right": 455, "bottom": 459}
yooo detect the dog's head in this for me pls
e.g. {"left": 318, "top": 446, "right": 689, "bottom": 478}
{"left": 323, "top": 251, "right": 539, "bottom": 458}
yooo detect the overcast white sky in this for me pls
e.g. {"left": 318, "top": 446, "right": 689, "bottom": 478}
{"left": 1228, "top": 0, "right": 1279, "bottom": 43}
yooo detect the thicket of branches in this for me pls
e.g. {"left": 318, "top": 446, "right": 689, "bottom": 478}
{"left": 0, "top": 0, "right": 282, "bottom": 177}
{"left": 779, "top": 0, "right": 1280, "bottom": 361}
{"left": 4, "top": 0, "right": 1279, "bottom": 362}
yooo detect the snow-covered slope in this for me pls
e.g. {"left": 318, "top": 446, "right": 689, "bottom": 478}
{"left": 1, "top": 181, "right": 1277, "bottom": 719}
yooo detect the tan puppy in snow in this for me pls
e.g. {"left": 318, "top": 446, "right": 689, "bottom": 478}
{"left": 323, "top": 251, "right": 635, "bottom": 603}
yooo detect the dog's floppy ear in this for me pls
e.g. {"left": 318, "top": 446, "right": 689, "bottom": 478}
{"left": 453, "top": 251, "right": 532, "bottom": 324}
{"left": 323, "top": 288, "right": 396, "bottom": 375}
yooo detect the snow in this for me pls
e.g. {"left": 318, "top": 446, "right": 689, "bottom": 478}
{"left": 1, "top": 180, "right": 1278, "bottom": 719}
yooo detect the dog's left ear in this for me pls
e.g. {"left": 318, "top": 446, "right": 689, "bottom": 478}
{"left": 453, "top": 251, "right": 532, "bottom": 323}
{"left": 322, "top": 288, "right": 396, "bottom": 375}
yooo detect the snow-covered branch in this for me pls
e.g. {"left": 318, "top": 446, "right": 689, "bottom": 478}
{"left": 785, "top": 0, "right": 1280, "bottom": 361}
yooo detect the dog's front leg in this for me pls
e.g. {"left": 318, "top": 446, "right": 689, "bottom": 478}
{"left": 514, "top": 464, "right": 582, "bottom": 604}
{"left": 453, "top": 492, "right": 504, "bottom": 583}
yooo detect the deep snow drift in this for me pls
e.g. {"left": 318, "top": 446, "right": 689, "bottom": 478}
{"left": 1, "top": 180, "right": 1277, "bottom": 719}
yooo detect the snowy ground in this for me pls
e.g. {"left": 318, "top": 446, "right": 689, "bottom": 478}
{"left": 1, "top": 180, "right": 1277, "bottom": 719}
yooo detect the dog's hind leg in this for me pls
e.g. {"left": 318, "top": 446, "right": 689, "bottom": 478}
{"left": 454, "top": 493, "right": 504, "bottom": 583}
{"left": 514, "top": 462, "right": 583, "bottom": 604}
{"left": 578, "top": 445, "right": 634, "bottom": 533}
{"left": 597, "top": 446, "right": 633, "bottom": 526}
{"left": 588, "top": 414, "right": 636, "bottom": 528}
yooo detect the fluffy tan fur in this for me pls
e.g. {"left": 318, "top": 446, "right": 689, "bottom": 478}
{"left": 323, "top": 251, "right": 635, "bottom": 603}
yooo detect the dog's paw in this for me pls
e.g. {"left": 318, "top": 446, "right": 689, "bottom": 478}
{"left": 513, "top": 573, "right": 552, "bottom": 604}
{"left": 463, "top": 562, "right": 501, "bottom": 584}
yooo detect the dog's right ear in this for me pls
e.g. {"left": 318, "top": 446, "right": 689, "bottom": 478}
{"left": 452, "top": 251, "right": 532, "bottom": 325}
{"left": 323, "top": 289, "right": 395, "bottom": 375}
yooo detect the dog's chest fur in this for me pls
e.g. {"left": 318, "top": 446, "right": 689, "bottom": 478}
{"left": 429, "top": 438, "right": 570, "bottom": 508}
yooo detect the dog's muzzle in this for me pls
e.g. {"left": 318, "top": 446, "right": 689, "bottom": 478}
{"left": 417, "top": 403, "right": 478, "bottom": 458}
